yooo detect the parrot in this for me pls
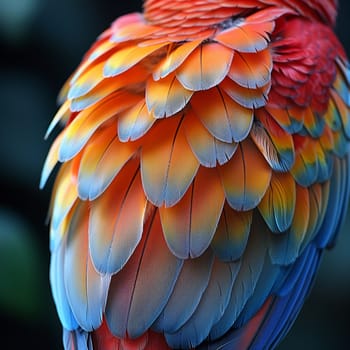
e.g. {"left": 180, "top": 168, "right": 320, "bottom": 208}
{"left": 40, "top": 0, "right": 350, "bottom": 349}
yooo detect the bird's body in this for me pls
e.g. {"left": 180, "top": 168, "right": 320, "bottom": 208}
{"left": 41, "top": 0, "right": 350, "bottom": 349}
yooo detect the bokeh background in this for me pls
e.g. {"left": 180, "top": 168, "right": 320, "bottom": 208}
{"left": 0, "top": 1, "right": 349, "bottom": 349}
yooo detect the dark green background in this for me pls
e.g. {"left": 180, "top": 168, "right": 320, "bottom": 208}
{"left": 0, "top": 1, "right": 349, "bottom": 348}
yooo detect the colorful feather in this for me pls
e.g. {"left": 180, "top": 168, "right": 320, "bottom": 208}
{"left": 64, "top": 202, "right": 111, "bottom": 331}
{"left": 159, "top": 166, "right": 224, "bottom": 259}
{"left": 141, "top": 116, "right": 199, "bottom": 207}
{"left": 89, "top": 157, "right": 147, "bottom": 274}
{"left": 43, "top": 1, "right": 350, "bottom": 349}
{"left": 219, "top": 138, "right": 272, "bottom": 211}
{"left": 105, "top": 209, "right": 183, "bottom": 339}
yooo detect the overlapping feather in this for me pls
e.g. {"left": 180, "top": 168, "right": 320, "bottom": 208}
{"left": 42, "top": 2, "right": 350, "bottom": 350}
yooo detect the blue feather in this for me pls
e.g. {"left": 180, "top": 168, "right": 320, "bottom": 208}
{"left": 273, "top": 245, "right": 316, "bottom": 297}
{"left": 50, "top": 245, "right": 78, "bottom": 331}
{"left": 209, "top": 214, "right": 267, "bottom": 340}
{"left": 250, "top": 245, "right": 321, "bottom": 349}
{"left": 315, "top": 157, "right": 349, "bottom": 248}
{"left": 165, "top": 259, "right": 240, "bottom": 348}
{"left": 234, "top": 254, "right": 280, "bottom": 327}
{"left": 63, "top": 328, "right": 93, "bottom": 350}
{"left": 152, "top": 250, "right": 214, "bottom": 333}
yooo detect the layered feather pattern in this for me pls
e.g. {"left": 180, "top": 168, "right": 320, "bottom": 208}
{"left": 42, "top": 1, "right": 350, "bottom": 349}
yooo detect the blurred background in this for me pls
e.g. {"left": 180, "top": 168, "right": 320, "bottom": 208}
{"left": 0, "top": 0, "right": 349, "bottom": 349}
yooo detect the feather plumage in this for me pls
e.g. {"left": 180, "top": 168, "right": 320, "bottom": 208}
{"left": 141, "top": 116, "right": 199, "bottom": 207}
{"left": 64, "top": 202, "right": 111, "bottom": 331}
{"left": 153, "top": 249, "right": 214, "bottom": 333}
{"left": 211, "top": 204, "right": 252, "bottom": 262}
{"left": 43, "top": 1, "right": 350, "bottom": 349}
{"left": 89, "top": 157, "right": 147, "bottom": 274}
{"left": 118, "top": 100, "right": 156, "bottom": 142}
{"left": 105, "top": 209, "right": 183, "bottom": 339}
{"left": 219, "top": 138, "right": 272, "bottom": 211}
{"left": 160, "top": 166, "right": 224, "bottom": 259}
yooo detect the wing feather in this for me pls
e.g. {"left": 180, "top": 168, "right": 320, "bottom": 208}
{"left": 160, "top": 166, "right": 225, "bottom": 259}
{"left": 89, "top": 157, "right": 147, "bottom": 274}
{"left": 176, "top": 43, "right": 233, "bottom": 91}
{"left": 184, "top": 109, "right": 238, "bottom": 167}
{"left": 78, "top": 133, "right": 140, "bottom": 201}
{"left": 64, "top": 202, "right": 110, "bottom": 331}
{"left": 191, "top": 87, "right": 253, "bottom": 143}
{"left": 211, "top": 204, "right": 252, "bottom": 262}
{"left": 165, "top": 258, "right": 240, "bottom": 349}
{"left": 146, "top": 73, "right": 193, "bottom": 118}
{"left": 219, "top": 138, "right": 272, "bottom": 211}
{"left": 141, "top": 117, "right": 199, "bottom": 206}
{"left": 152, "top": 249, "right": 214, "bottom": 333}
{"left": 209, "top": 214, "right": 268, "bottom": 340}
{"left": 59, "top": 92, "right": 140, "bottom": 161}
{"left": 258, "top": 172, "right": 296, "bottom": 233}
{"left": 105, "top": 210, "right": 183, "bottom": 338}
{"left": 118, "top": 100, "right": 156, "bottom": 142}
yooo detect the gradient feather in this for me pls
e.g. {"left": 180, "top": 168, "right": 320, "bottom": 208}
{"left": 42, "top": 1, "right": 350, "bottom": 349}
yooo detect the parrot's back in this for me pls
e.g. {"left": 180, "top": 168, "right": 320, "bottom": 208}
{"left": 41, "top": 0, "right": 350, "bottom": 349}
